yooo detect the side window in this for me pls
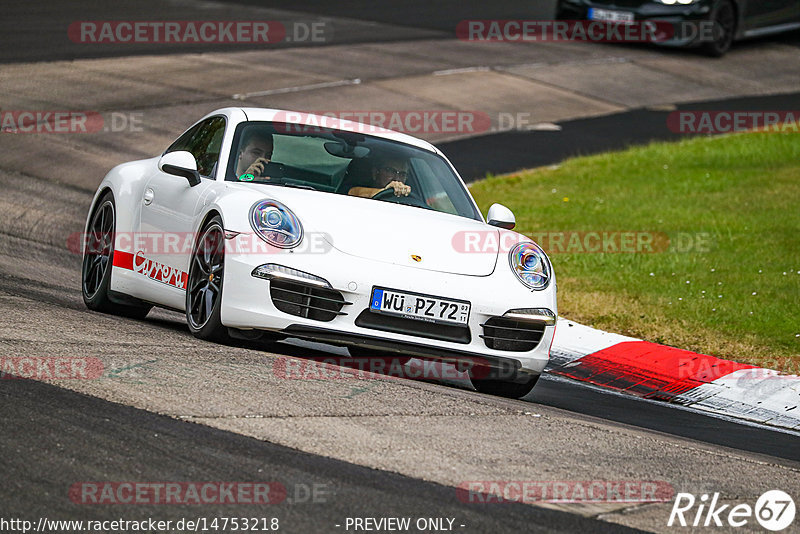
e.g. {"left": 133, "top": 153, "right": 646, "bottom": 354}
{"left": 165, "top": 117, "right": 226, "bottom": 178}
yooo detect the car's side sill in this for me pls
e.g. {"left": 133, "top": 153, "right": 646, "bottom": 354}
{"left": 743, "top": 21, "right": 800, "bottom": 39}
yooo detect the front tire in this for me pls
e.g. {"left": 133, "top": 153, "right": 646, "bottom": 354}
{"left": 469, "top": 367, "right": 540, "bottom": 399}
{"left": 82, "top": 191, "right": 151, "bottom": 319}
{"left": 702, "top": 0, "right": 736, "bottom": 57}
{"left": 186, "top": 216, "right": 229, "bottom": 342}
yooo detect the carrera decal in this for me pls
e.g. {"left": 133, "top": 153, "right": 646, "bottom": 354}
{"left": 113, "top": 250, "right": 187, "bottom": 290}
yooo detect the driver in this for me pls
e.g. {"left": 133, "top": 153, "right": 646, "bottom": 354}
{"left": 347, "top": 157, "right": 411, "bottom": 198}
{"left": 235, "top": 129, "right": 274, "bottom": 179}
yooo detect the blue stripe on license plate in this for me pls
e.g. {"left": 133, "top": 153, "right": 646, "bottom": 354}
{"left": 371, "top": 289, "right": 383, "bottom": 310}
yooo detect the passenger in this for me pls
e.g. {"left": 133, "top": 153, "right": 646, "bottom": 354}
{"left": 235, "top": 129, "right": 274, "bottom": 178}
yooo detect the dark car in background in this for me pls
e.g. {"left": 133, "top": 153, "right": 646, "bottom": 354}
{"left": 558, "top": 0, "right": 800, "bottom": 56}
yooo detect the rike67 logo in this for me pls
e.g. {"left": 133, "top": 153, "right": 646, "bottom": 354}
{"left": 668, "top": 490, "right": 795, "bottom": 531}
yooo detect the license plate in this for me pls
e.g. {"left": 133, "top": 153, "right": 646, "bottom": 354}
{"left": 370, "top": 287, "right": 470, "bottom": 326}
{"left": 588, "top": 8, "right": 635, "bottom": 24}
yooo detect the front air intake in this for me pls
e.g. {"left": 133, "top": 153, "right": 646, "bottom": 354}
{"left": 480, "top": 317, "right": 546, "bottom": 352}
{"left": 269, "top": 280, "right": 350, "bottom": 322}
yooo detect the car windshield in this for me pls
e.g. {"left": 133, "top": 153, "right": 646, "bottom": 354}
{"left": 225, "top": 121, "right": 481, "bottom": 221}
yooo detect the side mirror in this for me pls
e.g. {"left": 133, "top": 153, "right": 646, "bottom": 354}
{"left": 159, "top": 151, "right": 201, "bottom": 187}
{"left": 487, "top": 203, "right": 516, "bottom": 230}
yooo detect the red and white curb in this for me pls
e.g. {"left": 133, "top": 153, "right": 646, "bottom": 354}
{"left": 549, "top": 319, "right": 800, "bottom": 432}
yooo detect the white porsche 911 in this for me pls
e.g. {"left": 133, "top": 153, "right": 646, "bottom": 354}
{"left": 82, "top": 108, "right": 557, "bottom": 398}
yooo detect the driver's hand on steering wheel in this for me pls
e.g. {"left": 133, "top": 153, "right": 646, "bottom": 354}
{"left": 245, "top": 157, "right": 271, "bottom": 178}
{"left": 385, "top": 180, "right": 411, "bottom": 196}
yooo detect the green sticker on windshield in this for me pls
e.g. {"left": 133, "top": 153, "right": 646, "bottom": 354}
{"left": 239, "top": 173, "right": 255, "bottom": 182}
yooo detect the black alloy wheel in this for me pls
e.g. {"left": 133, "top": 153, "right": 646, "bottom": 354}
{"left": 703, "top": 0, "right": 736, "bottom": 57}
{"left": 186, "top": 216, "right": 229, "bottom": 341}
{"left": 82, "top": 191, "right": 151, "bottom": 318}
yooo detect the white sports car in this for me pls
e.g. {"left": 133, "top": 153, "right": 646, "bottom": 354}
{"left": 82, "top": 108, "right": 557, "bottom": 398}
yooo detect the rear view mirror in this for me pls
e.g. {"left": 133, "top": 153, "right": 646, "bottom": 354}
{"left": 324, "top": 141, "right": 370, "bottom": 159}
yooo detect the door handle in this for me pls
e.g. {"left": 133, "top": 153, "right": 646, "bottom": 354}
{"left": 143, "top": 188, "right": 154, "bottom": 206}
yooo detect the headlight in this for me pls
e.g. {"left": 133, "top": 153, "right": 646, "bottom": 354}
{"left": 249, "top": 199, "right": 303, "bottom": 248}
{"left": 509, "top": 242, "right": 551, "bottom": 290}
{"left": 655, "top": 0, "right": 698, "bottom": 5}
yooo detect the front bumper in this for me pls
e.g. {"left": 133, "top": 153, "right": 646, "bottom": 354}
{"left": 220, "top": 241, "right": 556, "bottom": 375}
{"left": 558, "top": 0, "right": 715, "bottom": 46}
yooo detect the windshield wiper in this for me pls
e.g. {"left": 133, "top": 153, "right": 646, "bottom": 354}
{"left": 282, "top": 183, "right": 316, "bottom": 190}
{"left": 238, "top": 178, "right": 316, "bottom": 191}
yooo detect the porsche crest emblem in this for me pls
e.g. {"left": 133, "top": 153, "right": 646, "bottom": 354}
{"left": 411, "top": 254, "right": 422, "bottom": 262}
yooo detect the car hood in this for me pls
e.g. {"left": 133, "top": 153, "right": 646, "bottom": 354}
{"left": 243, "top": 185, "right": 498, "bottom": 277}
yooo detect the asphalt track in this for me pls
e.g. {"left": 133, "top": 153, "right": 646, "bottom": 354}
{"left": 4, "top": 0, "right": 797, "bottom": 63}
{"left": 0, "top": 0, "right": 558, "bottom": 63}
{"left": 439, "top": 91, "right": 800, "bottom": 180}
{"left": 2, "top": 2, "right": 800, "bottom": 533}
{"left": 2, "top": 378, "right": 638, "bottom": 534}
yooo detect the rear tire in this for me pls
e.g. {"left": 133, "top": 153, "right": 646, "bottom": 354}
{"left": 702, "top": 0, "right": 735, "bottom": 57}
{"left": 81, "top": 192, "right": 151, "bottom": 319}
{"left": 186, "top": 216, "right": 229, "bottom": 342}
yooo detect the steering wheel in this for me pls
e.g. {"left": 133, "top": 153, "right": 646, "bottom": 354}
{"left": 371, "top": 187, "right": 430, "bottom": 209}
